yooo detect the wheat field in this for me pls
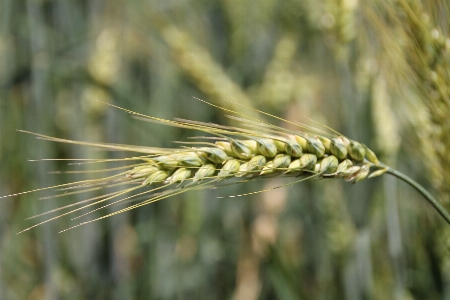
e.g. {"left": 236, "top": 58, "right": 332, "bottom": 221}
{"left": 0, "top": 0, "right": 449, "bottom": 299}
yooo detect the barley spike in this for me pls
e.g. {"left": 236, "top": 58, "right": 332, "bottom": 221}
{"left": 5, "top": 99, "right": 450, "bottom": 232}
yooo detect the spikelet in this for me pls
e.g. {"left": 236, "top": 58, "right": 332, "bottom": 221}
{"left": 4, "top": 99, "right": 450, "bottom": 233}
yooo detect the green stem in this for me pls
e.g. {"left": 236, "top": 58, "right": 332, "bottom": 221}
{"left": 381, "top": 164, "right": 450, "bottom": 225}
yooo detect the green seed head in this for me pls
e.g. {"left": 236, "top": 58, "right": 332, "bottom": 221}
{"left": 154, "top": 155, "right": 180, "bottom": 169}
{"left": 247, "top": 155, "right": 267, "bottom": 172}
{"left": 256, "top": 138, "right": 278, "bottom": 158}
{"left": 318, "top": 136, "right": 331, "bottom": 153}
{"left": 231, "top": 140, "right": 253, "bottom": 159}
{"left": 167, "top": 168, "right": 192, "bottom": 183}
{"left": 306, "top": 136, "right": 325, "bottom": 158}
{"left": 344, "top": 165, "right": 369, "bottom": 182}
{"left": 341, "top": 166, "right": 361, "bottom": 177}
{"left": 142, "top": 170, "right": 170, "bottom": 186}
{"left": 260, "top": 161, "right": 276, "bottom": 175}
{"left": 339, "top": 136, "right": 350, "bottom": 147}
{"left": 127, "top": 165, "right": 159, "bottom": 178}
{"left": 363, "top": 144, "right": 379, "bottom": 165}
{"left": 368, "top": 168, "right": 388, "bottom": 179}
{"left": 299, "top": 153, "right": 318, "bottom": 170}
{"left": 273, "top": 140, "right": 286, "bottom": 152}
{"left": 348, "top": 141, "right": 366, "bottom": 161}
{"left": 319, "top": 155, "right": 339, "bottom": 174}
{"left": 192, "top": 164, "right": 216, "bottom": 183}
{"left": 218, "top": 159, "right": 241, "bottom": 178}
{"left": 286, "top": 159, "right": 302, "bottom": 173}
{"left": 200, "top": 147, "right": 228, "bottom": 164}
{"left": 284, "top": 140, "right": 302, "bottom": 158}
{"left": 241, "top": 140, "right": 258, "bottom": 153}
{"left": 179, "top": 152, "right": 205, "bottom": 167}
{"left": 273, "top": 154, "right": 291, "bottom": 169}
{"left": 330, "top": 138, "right": 348, "bottom": 160}
{"left": 237, "top": 162, "right": 249, "bottom": 177}
{"left": 215, "top": 141, "right": 234, "bottom": 156}
{"left": 294, "top": 135, "right": 308, "bottom": 149}
{"left": 354, "top": 167, "right": 370, "bottom": 183}
{"left": 314, "top": 161, "right": 321, "bottom": 173}
{"left": 237, "top": 156, "right": 267, "bottom": 177}
{"left": 336, "top": 159, "right": 353, "bottom": 174}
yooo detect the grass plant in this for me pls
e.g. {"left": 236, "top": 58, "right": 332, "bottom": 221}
{"left": 3, "top": 99, "right": 449, "bottom": 233}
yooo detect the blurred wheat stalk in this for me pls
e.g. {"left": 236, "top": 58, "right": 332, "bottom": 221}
{"left": 368, "top": 0, "right": 450, "bottom": 200}
{"left": 399, "top": 0, "right": 450, "bottom": 201}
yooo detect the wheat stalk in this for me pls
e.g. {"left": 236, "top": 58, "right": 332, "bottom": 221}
{"left": 368, "top": 0, "right": 450, "bottom": 199}
{"left": 4, "top": 99, "right": 450, "bottom": 233}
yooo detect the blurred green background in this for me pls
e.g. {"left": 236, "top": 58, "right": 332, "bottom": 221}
{"left": 1, "top": 0, "right": 449, "bottom": 299}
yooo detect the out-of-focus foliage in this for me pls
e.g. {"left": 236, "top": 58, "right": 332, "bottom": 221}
{"left": 0, "top": 0, "right": 449, "bottom": 299}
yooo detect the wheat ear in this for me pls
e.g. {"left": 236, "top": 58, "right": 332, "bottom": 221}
{"left": 4, "top": 100, "right": 450, "bottom": 232}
